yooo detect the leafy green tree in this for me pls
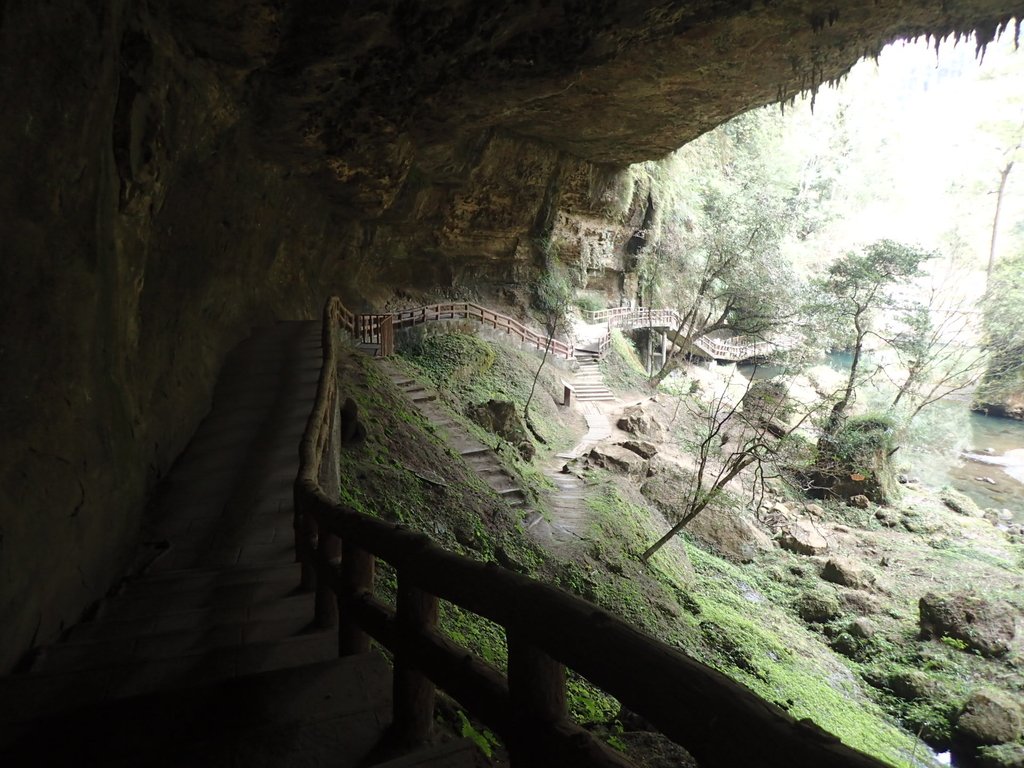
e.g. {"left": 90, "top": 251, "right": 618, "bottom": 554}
{"left": 811, "top": 239, "right": 933, "bottom": 429}
{"left": 525, "top": 252, "right": 573, "bottom": 430}
{"left": 648, "top": 184, "right": 805, "bottom": 384}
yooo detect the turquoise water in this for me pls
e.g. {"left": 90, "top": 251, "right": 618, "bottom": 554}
{"left": 737, "top": 357, "right": 1024, "bottom": 522}
{"left": 903, "top": 405, "right": 1024, "bottom": 521}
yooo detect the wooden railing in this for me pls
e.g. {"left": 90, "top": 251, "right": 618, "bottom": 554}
{"left": 346, "top": 300, "right": 778, "bottom": 363}
{"left": 357, "top": 314, "right": 395, "bottom": 357}
{"left": 389, "top": 302, "right": 573, "bottom": 359}
{"left": 292, "top": 296, "right": 891, "bottom": 768}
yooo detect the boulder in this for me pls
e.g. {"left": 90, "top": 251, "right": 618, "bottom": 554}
{"left": 617, "top": 404, "right": 664, "bottom": 440}
{"left": 849, "top": 494, "right": 870, "bottom": 509}
{"left": 956, "top": 689, "right": 1024, "bottom": 746}
{"left": 683, "top": 508, "right": 772, "bottom": 564}
{"left": 941, "top": 487, "right": 985, "bottom": 518}
{"left": 777, "top": 519, "right": 829, "bottom": 556}
{"left": 885, "top": 668, "right": 939, "bottom": 702}
{"left": 919, "top": 592, "right": 1019, "bottom": 658}
{"left": 804, "top": 502, "right": 825, "bottom": 518}
{"left": 840, "top": 589, "right": 880, "bottom": 615}
{"left": 977, "top": 743, "right": 1024, "bottom": 768}
{"left": 619, "top": 439, "right": 658, "bottom": 459}
{"left": 847, "top": 617, "right": 876, "bottom": 639}
{"left": 821, "top": 557, "right": 876, "bottom": 589}
{"left": 795, "top": 591, "right": 841, "bottom": 623}
{"left": 589, "top": 445, "right": 648, "bottom": 476}
{"left": 466, "top": 399, "right": 533, "bottom": 460}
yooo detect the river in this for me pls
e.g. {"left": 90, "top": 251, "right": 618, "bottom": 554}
{"left": 903, "top": 405, "right": 1024, "bottom": 521}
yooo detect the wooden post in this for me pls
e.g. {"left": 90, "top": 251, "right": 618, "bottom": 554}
{"left": 339, "top": 541, "right": 375, "bottom": 655}
{"left": 299, "top": 512, "right": 318, "bottom": 592}
{"left": 507, "top": 629, "right": 567, "bottom": 766}
{"left": 392, "top": 573, "right": 439, "bottom": 745}
{"left": 315, "top": 532, "right": 340, "bottom": 628}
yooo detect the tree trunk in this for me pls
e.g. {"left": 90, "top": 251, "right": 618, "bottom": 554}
{"left": 987, "top": 160, "right": 1014, "bottom": 284}
{"left": 525, "top": 335, "right": 552, "bottom": 422}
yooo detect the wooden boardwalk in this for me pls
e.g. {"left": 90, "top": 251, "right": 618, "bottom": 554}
{"left": 0, "top": 322, "right": 479, "bottom": 768}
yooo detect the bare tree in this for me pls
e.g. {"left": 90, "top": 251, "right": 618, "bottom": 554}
{"left": 641, "top": 369, "right": 818, "bottom": 563}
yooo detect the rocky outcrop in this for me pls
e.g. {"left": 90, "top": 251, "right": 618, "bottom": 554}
{"left": 821, "top": 557, "right": 876, "bottom": 590}
{"left": 467, "top": 399, "right": 534, "bottom": 460}
{"left": 641, "top": 468, "right": 771, "bottom": 563}
{"left": 778, "top": 519, "right": 829, "bottom": 556}
{"left": 590, "top": 444, "right": 650, "bottom": 476}
{"left": 795, "top": 591, "right": 842, "bottom": 624}
{"left": 919, "top": 592, "right": 1020, "bottom": 658}
{"left": 955, "top": 689, "right": 1024, "bottom": 747}
{"left": 617, "top": 403, "right": 664, "bottom": 441}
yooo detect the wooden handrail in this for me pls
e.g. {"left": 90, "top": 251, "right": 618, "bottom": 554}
{"left": 387, "top": 301, "right": 573, "bottom": 359}
{"left": 292, "top": 297, "right": 892, "bottom": 768}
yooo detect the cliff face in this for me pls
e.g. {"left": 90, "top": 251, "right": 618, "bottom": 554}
{"left": 2, "top": 0, "right": 1021, "bottom": 671}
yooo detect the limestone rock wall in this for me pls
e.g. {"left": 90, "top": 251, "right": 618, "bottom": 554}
{"left": 3, "top": 0, "right": 1023, "bottom": 671}
{"left": 0, "top": 0, "right": 365, "bottom": 670}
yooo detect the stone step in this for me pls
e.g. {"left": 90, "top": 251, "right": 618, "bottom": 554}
{"left": 0, "top": 628, "right": 338, "bottom": 724}
{"left": 94, "top": 570, "right": 304, "bottom": 624}
{"left": 65, "top": 592, "right": 314, "bottom": 646}
{"left": 1, "top": 653, "right": 392, "bottom": 767}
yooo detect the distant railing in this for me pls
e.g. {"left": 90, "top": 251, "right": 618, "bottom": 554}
{"left": 390, "top": 302, "right": 573, "bottom": 359}
{"left": 292, "top": 296, "right": 890, "bottom": 768}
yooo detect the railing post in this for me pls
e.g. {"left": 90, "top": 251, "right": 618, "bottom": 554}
{"left": 392, "top": 572, "right": 439, "bottom": 745}
{"left": 506, "top": 629, "right": 567, "bottom": 766}
{"left": 339, "top": 541, "right": 375, "bottom": 655}
{"left": 298, "top": 511, "right": 319, "bottom": 592}
{"left": 315, "top": 532, "right": 340, "bottom": 628}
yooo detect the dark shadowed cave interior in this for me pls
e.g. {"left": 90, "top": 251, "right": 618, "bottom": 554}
{"left": 2, "top": 2, "right": 1023, "bottom": 766}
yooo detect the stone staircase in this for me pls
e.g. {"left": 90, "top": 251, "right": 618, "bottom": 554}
{"left": 572, "top": 349, "right": 615, "bottom": 403}
{"left": 382, "top": 364, "right": 531, "bottom": 516}
{"left": 0, "top": 323, "right": 481, "bottom": 768}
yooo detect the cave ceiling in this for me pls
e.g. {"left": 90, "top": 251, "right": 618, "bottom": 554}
{"left": 172, "top": 0, "right": 1024, "bottom": 216}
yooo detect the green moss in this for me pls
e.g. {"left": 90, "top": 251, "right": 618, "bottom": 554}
{"left": 600, "top": 330, "right": 651, "bottom": 393}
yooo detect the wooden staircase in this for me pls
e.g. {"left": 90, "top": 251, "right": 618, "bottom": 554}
{"left": 385, "top": 367, "right": 531, "bottom": 513}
